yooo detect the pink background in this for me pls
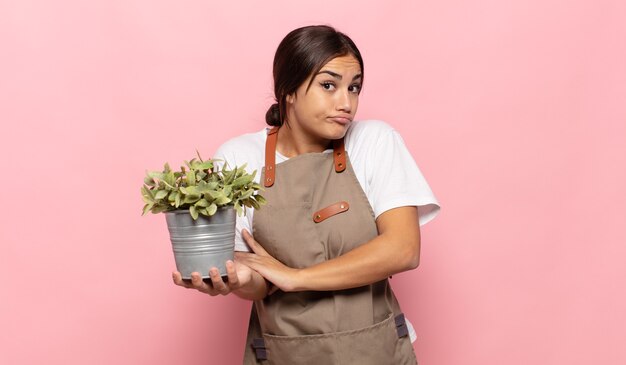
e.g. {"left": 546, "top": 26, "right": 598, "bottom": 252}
{"left": 1, "top": 1, "right": 625, "bottom": 364}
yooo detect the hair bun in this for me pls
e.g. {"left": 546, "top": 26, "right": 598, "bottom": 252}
{"left": 265, "top": 103, "right": 281, "bottom": 126}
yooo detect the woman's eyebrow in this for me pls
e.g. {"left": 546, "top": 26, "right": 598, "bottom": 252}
{"left": 317, "top": 70, "right": 362, "bottom": 81}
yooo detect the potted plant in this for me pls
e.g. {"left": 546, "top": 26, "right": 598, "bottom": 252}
{"left": 141, "top": 152, "right": 265, "bottom": 281}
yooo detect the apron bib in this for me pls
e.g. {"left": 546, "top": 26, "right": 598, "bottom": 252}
{"left": 242, "top": 127, "right": 417, "bottom": 365}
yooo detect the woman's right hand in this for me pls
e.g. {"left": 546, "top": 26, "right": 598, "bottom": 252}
{"left": 171, "top": 259, "right": 255, "bottom": 297}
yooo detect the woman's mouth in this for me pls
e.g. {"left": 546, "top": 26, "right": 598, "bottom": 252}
{"left": 328, "top": 116, "right": 352, "bottom": 125}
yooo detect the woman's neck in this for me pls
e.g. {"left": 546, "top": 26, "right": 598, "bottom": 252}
{"left": 276, "top": 123, "right": 331, "bottom": 158}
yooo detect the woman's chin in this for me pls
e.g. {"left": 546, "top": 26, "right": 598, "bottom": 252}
{"left": 325, "top": 122, "right": 350, "bottom": 139}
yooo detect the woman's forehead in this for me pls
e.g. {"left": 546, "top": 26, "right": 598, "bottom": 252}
{"left": 320, "top": 55, "right": 361, "bottom": 73}
{"left": 318, "top": 55, "right": 361, "bottom": 75}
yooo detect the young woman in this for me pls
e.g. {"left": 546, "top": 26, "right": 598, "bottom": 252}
{"left": 173, "top": 25, "right": 440, "bottom": 364}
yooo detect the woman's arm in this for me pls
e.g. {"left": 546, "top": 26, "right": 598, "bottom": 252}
{"left": 236, "top": 206, "right": 421, "bottom": 292}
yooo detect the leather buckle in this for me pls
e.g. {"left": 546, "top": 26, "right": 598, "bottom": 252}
{"left": 395, "top": 313, "right": 409, "bottom": 338}
{"left": 252, "top": 338, "right": 267, "bottom": 360}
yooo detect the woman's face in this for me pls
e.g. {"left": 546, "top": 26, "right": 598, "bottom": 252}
{"left": 285, "top": 54, "right": 362, "bottom": 145}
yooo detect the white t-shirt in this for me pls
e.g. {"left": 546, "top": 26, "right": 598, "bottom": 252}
{"left": 213, "top": 119, "right": 441, "bottom": 342}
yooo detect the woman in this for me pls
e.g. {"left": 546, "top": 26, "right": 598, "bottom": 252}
{"left": 173, "top": 25, "right": 440, "bottom": 364}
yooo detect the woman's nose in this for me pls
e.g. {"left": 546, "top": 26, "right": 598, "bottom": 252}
{"left": 336, "top": 89, "right": 352, "bottom": 112}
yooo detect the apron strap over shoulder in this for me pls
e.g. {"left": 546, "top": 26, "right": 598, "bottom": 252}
{"left": 264, "top": 127, "right": 279, "bottom": 187}
{"left": 333, "top": 138, "right": 347, "bottom": 172}
{"left": 264, "top": 126, "right": 347, "bottom": 188}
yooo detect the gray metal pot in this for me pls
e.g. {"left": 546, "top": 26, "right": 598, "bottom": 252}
{"left": 164, "top": 207, "right": 236, "bottom": 280}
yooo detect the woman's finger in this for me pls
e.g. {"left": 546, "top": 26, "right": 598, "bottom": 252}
{"left": 209, "top": 268, "right": 230, "bottom": 295}
{"left": 242, "top": 229, "right": 269, "bottom": 256}
{"left": 172, "top": 271, "right": 194, "bottom": 289}
{"left": 225, "top": 260, "right": 240, "bottom": 289}
{"left": 190, "top": 272, "right": 217, "bottom": 296}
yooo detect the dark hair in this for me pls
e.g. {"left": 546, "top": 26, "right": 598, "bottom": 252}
{"left": 265, "top": 25, "right": 364, "bottom": 126}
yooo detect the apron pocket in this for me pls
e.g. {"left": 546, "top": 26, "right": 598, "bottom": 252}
{"left": 261, "top": 313, "right": 398, "bottom": 365}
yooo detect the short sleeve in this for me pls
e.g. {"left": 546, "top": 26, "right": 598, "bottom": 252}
{"left": 367, "top": 128, "right": 440, "bottom": 226}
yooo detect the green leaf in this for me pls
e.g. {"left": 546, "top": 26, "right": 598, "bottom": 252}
{"left": 240, "top": 189, "right": 253, "bottom": 200}
{"left": 186, "top": 170, "right": 196, "bottom": 186}
{"left": 255, "top": 194, "right": 267, "bottom": 205}
{"left": 234, "top": 201, "right": 243, "bottom": 216}
{"left": 207, "top": 203, "right": 217, "bottom": 216}
{"left": 143, "top": 175, "right": 156, "bottom": 187}
{"left": 232, "top": 174, "right": 253, "bottom": 187}
{"left": 168, "top": 191, "right": 178, "bottom": 202}
{"left": 223, "top": 185, "right": 232, "bottom": 197}
{"left": 180, "top": 186, "right": 199, "bottom": 195}
{"left": 154, "top": 190, "right": 168, "bottom": 200}
{"left": 147, "top": 171, "right": 164, "bottom": 180}
{"left": 141, "top": 186, "right": 154, "bottom": 203}
{"left": 196, "top": 181, "right": 212, "bottom": 194}
{"left": 204, "top": 189, "right": 220, "bottom": 200}
{"left": 175, "top": 191, "right": 182, "bottom": 207}
{"left": 214, "top": 195, "right": 231, "bottom": 205}
{"left": 164, "top": 171, "right": 176, "bottom": 187}
{"left": 183, "top": 194, "right": 201, "bottom": 204}
{"left": 189, "top": 206, "right": 198, "bottom": 220}
{"left": 142, "top": 203, "right": 154, "bottom": 215}
{"left": 223, "top": 169, "right": 236, "bottom": 184}
{"left": 195, "top": 199, "right": 209, "bottom": 208}
{"left": 151, "top": 204, "right": 170, "bottom": 214}
{"left": 197, "top": 161, "right": 214, "bottom": 170}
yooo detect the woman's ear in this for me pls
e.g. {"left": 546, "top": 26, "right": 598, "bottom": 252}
{"left": 286, "top": 93, "right": 295, "bottom": 104}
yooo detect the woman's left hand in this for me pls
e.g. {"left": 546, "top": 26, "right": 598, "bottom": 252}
{"left": 235, "top": 229, "right": 300, "bottom": 293}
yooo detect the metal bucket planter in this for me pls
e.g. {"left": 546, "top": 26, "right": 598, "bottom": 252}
{"left": 164, "top": 206, "right": 236, "bottom": 280}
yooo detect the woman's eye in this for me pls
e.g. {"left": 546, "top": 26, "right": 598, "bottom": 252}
{"left": 321, "top": 82, "right": 335, "bottom": 90}
{"left": 350, "top": 84, "right": 362, "bottom": 93}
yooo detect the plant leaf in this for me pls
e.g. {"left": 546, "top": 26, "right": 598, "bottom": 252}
{"left": 234, "top": 201, "right": 243, "bottom": 216}
{"left": 142, "top": 203, "right": 154, "bottom": 215}
{"left": 183, "top": 194, "right": 201, "bottom": 204}
{"left": 181, "top": 186, "right": 199, "bottom": 195}
{"left": 232, "top": 174, "right": 253, "bottom": 187}
{"left": 175, "top": 191, "right": 181, "bottom": 207}
{"left": 186, "top": 170, "right": 196, "bottom": 186}
{"left": 254, "top": 194, "right": 267, "bottom": 205}
{"left": 141, "top": 186, "right": 154, "bottom": 203}
{"left": 214, "top": 195, "right": 231, "bottom": 205}
{"left": 143, "top": 175, "right": 156, "bottom": 187}
{"left": 154, "top": 190, "right": 168, "bottom": 200}
{"left": 151, "top": 204, "right": 169, "bottom": 214}
{"left": 189, "top": 205, "right": 198, "bottom": 220}
{"left": 207, "top": 203, "right": 217, "bottom": 216}
{"left": 164, "top": 171, "right": 176, "bottom": 187}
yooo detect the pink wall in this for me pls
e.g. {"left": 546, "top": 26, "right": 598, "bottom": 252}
{"left": 2, "top": 1, "right": 625, "bottom": 364}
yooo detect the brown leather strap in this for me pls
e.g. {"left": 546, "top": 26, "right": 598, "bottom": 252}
{"left": 264, "top": 127, "right": 279, "bottom": 187}
{"left": 333, "top": 138, "right": 347, "bottom": 172}
{"left": 313, "top": 201, "right": 350, "bottom": 223}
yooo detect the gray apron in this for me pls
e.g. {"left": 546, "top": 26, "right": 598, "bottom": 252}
{"left": 242, "top": 126, "right": 417, "bottom": 364}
